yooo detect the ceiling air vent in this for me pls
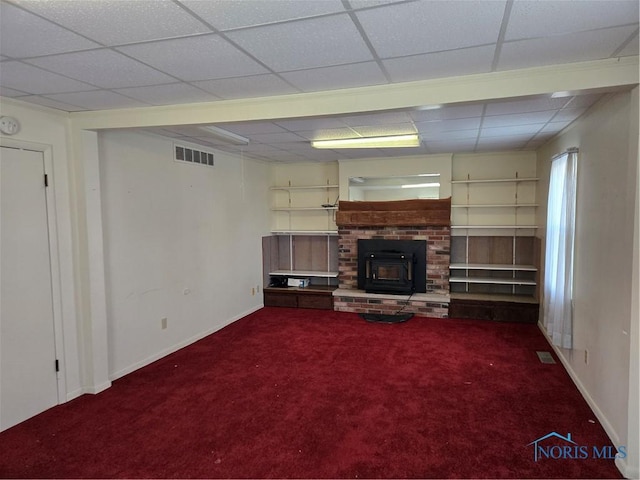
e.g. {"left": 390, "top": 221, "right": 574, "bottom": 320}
{"left": 174, "top": 144, "right": 214, "bottom": 167}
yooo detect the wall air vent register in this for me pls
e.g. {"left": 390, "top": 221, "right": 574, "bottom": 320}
{"left": 174, "top": 144, "right": 214, "bottom": 167}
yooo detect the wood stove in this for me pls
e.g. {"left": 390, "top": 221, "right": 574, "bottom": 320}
{"left": 357, "top": 239, "right": 427, "bottom": 294}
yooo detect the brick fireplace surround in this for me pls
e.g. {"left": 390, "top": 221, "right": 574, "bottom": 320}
{"left": 333, "top": 199, "right": 451, "bottom": 318}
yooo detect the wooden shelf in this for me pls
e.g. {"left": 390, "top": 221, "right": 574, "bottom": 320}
{"left": 450, "top": 263, "right": 537, "bottom": 271}
{"left": 451, "top": 204, "right": 538, "bottom": 208}
{"left": 451, "top": 177, "right": 539, "bottom": 184}
{"left": 450, "top": 292, "right": 538, "bottom": 304}
{"left": 449, "top": 276, "right": 536, "bottom": 286}
{"left": 270, "top": 184, "right": 339, "bottom": 190}
{"left": 271, "top": 230, "right": 338, "bottom": 235}
{"left": 451, "top": 225, "right": 538, "bottom": 229}
{"left": 271, "top": 206, "right": 338, "bottom": 211}
{"left": 269, "top": 269, "right": 339, "bottom": 278}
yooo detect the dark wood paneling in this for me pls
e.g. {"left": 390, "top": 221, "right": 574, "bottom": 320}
{"left": 449, "top": 298, "right": 539, "bottom": 323}
{"left": 263, "top": 286, "right": 336, "bottom": 310}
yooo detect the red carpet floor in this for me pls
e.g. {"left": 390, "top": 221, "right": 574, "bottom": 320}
{"left": 0, "top": 307, "right": 623, "bottom": 478}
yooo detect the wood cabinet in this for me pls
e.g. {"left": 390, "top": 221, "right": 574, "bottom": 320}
{"left": 262, "top": 232, "right": 338, "bottom": 310}
{"left": 450, "top": 169, "right": 540, "bottom": 321}
{"left": 264, "top": 285, "right": 335, "bottom": 310}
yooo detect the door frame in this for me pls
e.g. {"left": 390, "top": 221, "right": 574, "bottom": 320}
{"left": 1, "top": 138, "right": 66, "bottom": 403}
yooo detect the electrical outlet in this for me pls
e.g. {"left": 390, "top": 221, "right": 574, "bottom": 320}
{"left": 161, "top": 317, "right": 168, "bottom": 330}
{"left": 584, "top": 349, "right": 588, "bottom": 364}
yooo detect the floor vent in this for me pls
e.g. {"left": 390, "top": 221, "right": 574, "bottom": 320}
{"left": 174, "top": 144, "right": 214, "bottom": 167}
{"left": 536, "top": 351, "right": 556, "bottom": 364}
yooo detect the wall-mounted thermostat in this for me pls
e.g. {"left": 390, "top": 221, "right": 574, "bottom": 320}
{"left": 0, "top": 116, "right": 20, "bottom": 135}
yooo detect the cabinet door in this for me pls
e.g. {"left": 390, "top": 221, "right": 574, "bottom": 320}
{"left": 298, "top": 294, "right": 333, "bottom": 310}
{"left": 264, "top": 292, "right": 298, "bottom": 308}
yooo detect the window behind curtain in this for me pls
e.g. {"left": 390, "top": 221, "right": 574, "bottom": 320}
{"left": 543, "top": 150, "right": 578, "bottom": 348}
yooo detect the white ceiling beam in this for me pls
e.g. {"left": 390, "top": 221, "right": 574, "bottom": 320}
{"left": 70, "top": 56, "right": 638, "bottom": 130}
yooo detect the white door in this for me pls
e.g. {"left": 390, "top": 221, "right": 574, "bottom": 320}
{"left": 0, "top": 146, "right": 58, "bottom": 431}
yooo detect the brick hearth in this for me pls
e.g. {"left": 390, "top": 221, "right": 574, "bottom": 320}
{"left": 334, "top": 225, "right": 451, "bottom": 318}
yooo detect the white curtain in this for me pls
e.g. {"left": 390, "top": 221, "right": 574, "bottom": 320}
{"left": 543, "top": 150, "right": 578, "bottom": 349}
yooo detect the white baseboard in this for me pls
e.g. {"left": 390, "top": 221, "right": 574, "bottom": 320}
{"left": 537, "top": 322, "right": 627, "bottom": 477}
{"left": 66, "top": 388, "right": 85, "bottom": 402}
{"left": 109, "top": 304, "right": 263, "bottom": 382}
{"left": 616, "top": 456, "right": 639, "bottom": 479}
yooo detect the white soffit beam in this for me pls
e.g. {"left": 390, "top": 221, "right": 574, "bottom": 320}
{"left": 70, "top": 57, "right": 639, "bottom": 130}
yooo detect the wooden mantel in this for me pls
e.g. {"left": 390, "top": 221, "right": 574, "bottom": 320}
{"left": 336, "top": 198, "right": 451, "bottom": 227}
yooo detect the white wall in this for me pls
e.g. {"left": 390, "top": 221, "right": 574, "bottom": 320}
{"left": 99, "top": 131, "right": 270, "bottom": 379}
{"left": 536, "top": 89, "right": 639, "bottom": 478}
{"left": 0, "top": 99, "right": 83, "bottom": 400}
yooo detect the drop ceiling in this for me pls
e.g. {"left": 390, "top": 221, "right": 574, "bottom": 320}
{"left": 0, "top": 0, "right": 638, "bottom": 162}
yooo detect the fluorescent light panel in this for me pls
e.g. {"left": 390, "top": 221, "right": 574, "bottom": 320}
{"left": 199, "top": 125, "right": 249, "bottom": 145}
{"left": 311, "top": 134, "right": 420, "bottom": 149}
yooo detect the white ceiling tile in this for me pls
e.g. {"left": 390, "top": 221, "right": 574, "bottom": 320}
{"left": 0, "top": 61, "right": 97, "bottom": 94}
{"left": 411, "top": 104, "right": 485, "bottom": 122}
{"left": 44, "top": 90, "right": 150, "bottom": 110}
{"left": 617, "top": 33, "right": 639, "bottom": 56}
{"left": 192, "top": 74, "right": 297, "bottom": 99}
{"left": 26, "top": 50, "right": 176, "bottom": 88}
{"left": 281, "top": 62, "right": 388, "bottom": 92}
{"left": 114, "top": 83, "right": 219, "bottom": 105}
{"left": 553, "top": 107, "right": 588, "bottom": 122}
{"left": 179, "top": 0, "right": 345, "bottom": 30}
{"left": 483, "top": 111, "right": 556, "bottom": 128}
{"left": 384, "top": 45, "right": 495, "bottom": 83}
{"left": 0, "top": 86, "right": 29, "bottom": 97}
{"left": 476, "top": 139, "right": 529, "bottom": 151}
{"left": 342, "top": 111, "right": 414, "bottom": 126}
{"left": 420, "top": 129, "right": 479, "bottom": 141}
{"left": 564, "top": 93, "right": 604, "bottom": 108}
{"left": 0, "top": 2, "right": 101, "bottom": 57}
{"left": 498, "top": 26, "right": 638, "bottom": 70}
{"left": 349, "top": 0, "right": 407, "bottom": 8}
{"left": 356, "top": 1, "right": 506, "bottom": 58}
{"left": 248, "top": 132, "right": 308, "bottom": 144}
{"left": 426, "top": 140, "right": 477, "bottom": 153}
{"left": 484, "top": 96, "right": 570, "bottom": 115}
{"left": 481, "top": 125, "right": 545, "bottom": 138}
{"left": 505, "top": 0, "right": 639, "bottom": 41}
{"left": 538, "top": 121, "right": 572, "bottom": 133}
{"left": 118, "top": 35, "right": 269, "bottom": 81}
{"left": 226, "top": 14, "right": 373, "bottom": 71}
{"left": 299, "top": 128, "right": 360, "bottom": 141}
{"left": 417, "top": 117, "right": 482, "bottom": 133}
{"left": 13, "top": 95, "right": 87, "bottom": 112}
{"left": 13, "top": 0, "right": 211, "bottom": 46}
{"left": 351, "top": 123, "right": 417, "bottom": 137}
